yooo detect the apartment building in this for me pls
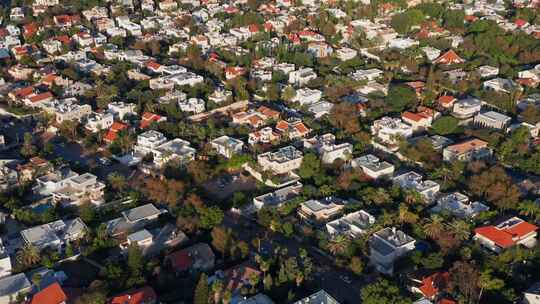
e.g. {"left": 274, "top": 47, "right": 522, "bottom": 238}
{"left": 474, "top": 217, "right": 537, "bottom": 253}
{"left": 134, "top": 130, "right": 168, "bottom": 156}
{"left": 326, "top": 210, "right": 376, "bottom": 238}
{"left": 289, "top": 67, "right": 317, "bottom": 86}
{"left": 85, "top": 112, "right": 114, "bottom": 133}
{"left": 371, "top": 117, "right": 413, "bottom": 145}
{"left": 351, "top": 154, "right": 395, "bottom": 179}
{"left": 303, "top": 133, "right": 353, "bottom": 164}
{"left": 452, "top": 97, "right": 482, "bottom": 119}
{"left": 252, "top": 182, "right": 302, "bottom": 211}
{"left": 152, "top": 138, "right": 196, "bottom": 167}
{"left": 54, "top": 103, "right": 92, "bottom": 124}
{"left": 291, "top": 88, "right": 323, "bottom": 105}
{"left": 257, "top": 146, "right": 303, "bottom": 175}
{"left": 51, "top": 172, "right": 106, "bottom": 206}
{"left": 370, "top": 227, "right": 416, "bottom": 275}
{"left": 442, "top": 138, "right": 491, "bottom": 162}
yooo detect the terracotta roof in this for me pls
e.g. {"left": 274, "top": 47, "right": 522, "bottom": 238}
{"left": 434, "top": 50, "right": 465, "bottom": 65}
{"left": 438, "top": 95, "right": 456, "bottom": 106}
{"left": 110, "top": 286, "right": 157, "bottom": 304}
{"left": 28, "top": 92, "right": 53, "bottom": 103}
{"left": 418, "top": 272, "right": 449, "bottom": 299}
{"left": 30, "top": 282, "right": 67, "bottom": 304}
{"left": 275, "top": 120, "right": 289, "bottom": 131}
{"left": 55, "top": 35, "right": 71, "bottom": 44}
{"left": 475, "top": 219, "right": 538, "bottom": 248}
{"left": 515, "top": 18, "right": 528, "bottom": 27}
{"left": 446, "top": 138, "right": 488, "bottom": 154}
{"left": 146, "top": 60, "right": 161, "bottom": 71}
{"left": 402, "top": 111, "right": 426, "bottom": 122}
{"left": 257, "top": 106, "right": 279, "bottom": 119}
{"left": 13, "top": 86, "right": 34, "bottom": 98}
{"left": 438, "top": 299, "right": 457, "bottom": 304}
{"left": 141, "top": 112, "right": 162, "bottom": 129}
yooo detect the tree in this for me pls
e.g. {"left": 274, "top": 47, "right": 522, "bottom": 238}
{"left": 20, "top": 132, "right": 36, "bottom": 158}
{"left": 197, "top": 206, "right": 224, "bottom": 229}
{"left": 391, "top": 9, "right": 425, "bottom": 34}
{"left": 298, "top": 153, "right": 321, "bottom": 179}
{"left": 194, "top": 273, "right": 209, "bottom": 304}
{"left": 431, "top": 116, "right": 459, "bottom": 135}
{"left": 282, "top": 86, "right": 296, "bottom": 101}
{"left": 126, "top": 244, "right": 144, "bottom": 287}
{"left": 360, "top": 279, "right": 412, "bottom": 304}
{"left": 211, "top": 226, "right": 233, "bottom": 258}
{"left": 17, "top": 244, "right": 40, "bottom": 267}
{"left": 424, "top": 215, "right": 445, "bottom": 239}
{"left": 518, "top": 200, "right": 540, "bottom": 222}
{"left": 59, "top": 120, "right": 79, "bottom": 142}
{"left": 469, "top": 166, "right": 520, "bottom": 210}
{"left": 94, "top": 80, "right": 118, "bottom": 109}
{"left": 350, "top": 256, "right": 364, "bottom": 275}
{"left": 327, "top": 235, "right": 350, "bottom": 256}
{"left": 107, "top": 172, "right": 126, "bottom": 192}
{"left": 449, "top": 220, "right": 471, "bottom": 242}
{"left": 449, "top": 261, "right": 480, "bottom": 304}
{"left": 385, "top": 85, "right": 417, "bottom": 113}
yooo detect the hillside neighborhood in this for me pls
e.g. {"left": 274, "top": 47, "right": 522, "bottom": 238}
{"left": 1, "top": 0, "right": 540, "bottom": 303}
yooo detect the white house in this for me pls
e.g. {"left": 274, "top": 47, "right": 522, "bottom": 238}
{"left": 257, "top": 146, "right": 303, "bottom": 175}
{"left": 473, "top": 111, "right": 511, "bottom": 129}
{"left": 210, "top": 136, "right": 244, "bottom": 158}
{"left": 452, "top": 97, "right": 482, "bottom": 119}
{"left": 20, "top": 217, "right": 87, "bottom": 251}
{"left": 474, "top": 217, "right": 537, "bottom": 253}
{"left": 351, "top": 154, "right": 395, "bottom": 179}
{"left": 326, "top": 210, "right": 376, "bottom": 238}
{"left": 393, "top": 171, "right": 440, "bottom": 202}
{"left": 303, "top": 133, "right": 352, "bottom": 164}
{"left": 289, "top": 68, "right": 317, "bottom": 86}
{"left": 85, "top": 112, "right": 114, "bottom": 133}
{"left": 370, "top": 227, "right": 416, "bottom": 275}
{"left": 291, "top": 88, "right": 323, "bottom": 105}
{"left": 432, "top": 192, "right": 489, "bottom": 218}
{"left": 371, "top": 117, "right": 413, "bottom": 145}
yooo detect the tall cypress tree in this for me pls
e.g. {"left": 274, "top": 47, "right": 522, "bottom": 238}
{"left": 194, "top": 273, "right": 209, "bottom": 304}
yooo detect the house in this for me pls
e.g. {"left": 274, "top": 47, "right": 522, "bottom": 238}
{"left": 134, "top": 130, "right": 168, "bottom": 156}
{"left": 303, "top": 133, "right": 352, "bottom": 164}
{"left": 326, "top": 210, "right": 376, "bottom": 238}
{"left": 212, "top": 263, "right": 262, "bottom": 297}
{"left": 252, "top": 182, "right": 302, "bottom": 211}
{"left": 140, "top": 112, "right": 166, "bottom": 129}
{"left": 239, "top": 294, "right": 275, "bottom": 304}
{"left": 126, "top": 229, "right": 154, "bottom": 248}
{"left": 85, "top": 112, "right": 114, "bottom": 133}
{"left": 369, "top": 227, "right": 416, "bottom": 275}
{"left": 433, "top": 50, "right": 465, "bottom": 65}
{"left": 110, "top": 286, "right": 157, "bottom": 304}
{"left": 477, "top": 65, "right": 499, "bottom": 78}
{"left": 371, "top": 117, "right": 414, "bottom": 145}
{"left": 351, "top": 154, "right": 395, "bottom": 179}
{"left": 452, "top": 97, "right": 482, "bottom": 119}
{"left": 293, "top": 290, "right": 340, "bottom": 304}
{"left": 289, "top": 67, "right": 317, "bottom": 86}
{"left": 257, "top": 146, "right": 303, "bottom": 175}
{"left": 349, "top": 68, "right": 383, "bottom": 82}
{"left": 437, "top": 95, "right": 457, "bottom": 109}
{"left": 335, "top": 47, "right": 357, "bottom": 61}
{"left": 0, "top": 273, "right": 31, "bottom": 304}
{"left": 307, "top": 41, "right": 333, "bottom": 58}
{"left": 443, "top": 138, "right": 491, "bottom": 162}
{"left": 275, "top": 119, "right": 311, "bottom": 140}
{"left": 51, "top": 173, "right": 105, "bottom": 206}
{"left": 523, "top": 282, "right": 540, "bottom": 304}
{"left": 291, "top": 88, "right": 323, "bottom": 105}
{"left": 474, "top": 111, "right": 511, "bottom": 129}
{"left": 33, "top": 166, "right": 79, "bottom": 196}
{"left": 20, "top": 218, "right": 87, "bottom": 252}
{"left": 248, "top": 127, "right": 281, "bottom": 145}
{"left": 408, "top": 271, "right": 449, "bottom": 301}
{"left": 178, "top": 98, "right": 205, "bottom": 114}
{"left": 483, "top": 78, "right": 521, "bottom": 94}
{"left": 107, "top": 102, "right": 137, "bottom": 120}
{"left": 106, "top": 203, "right": 163, "bottom": 237}
{"left": 298, "top": 197, "right": 346, "bottom": 223}
{"left": 29, "top": 282, "right": 67, "bottom": 304}
{"left": 402, "top": 107, "right": 438, "bottom": 131}
{"left": 152, "top": 138, "right": 196, "bottom": 168}
{"left": 474, "top": 217, "right": 538, "bottom": 253}
{"left": 422, "top": 46, "right": 441, "bottom": 61}
{"left": 104, "top": 122, "right": 128, "bottom": 144}
{"left": 167, "top": 243, "right": 215, "bottom": 273}
{"left": 53, "top": 103, "right": 92, "bottom": 124}
{"left": 432, "top": 192, "right": 489, "bottom": 218}
{"left": 308, "top": 101, "right": 334, "bottom": 118}
{"left": 393, "top": 171, "right": 440, "bottom": 202}
{"left": 210, "top": 136, "right": 244, "bottom": 158}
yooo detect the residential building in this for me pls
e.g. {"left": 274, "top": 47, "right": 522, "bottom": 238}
{"left": 442, "top": 138, "right": 491, "bottom": 162}
{"left": 523, "top": 282, "right": 540, "bottom": 304}
{"left": 0, "top": 273, "right": 31, "bottom": 304}
{"left": 51, "top": 172, "right": 105, "bottom": 206}
{"left": 408, "top": 271, "right": 449, "bottom": 301}
{"left": 53, "top": 103, "right": 92, "bottom": 124}
{"left": 293, "top": 290, "right": 340, "bottom": 304}
{"left": 107, "top": 101, "right": 136, "bottom": 120}
{"left": 291, "top": 88, "right": 323, "bottom": 105}
{"left": 303, "top": 133, "right": 353, "bottom": 164}
{"left": 477, "top": 65, "right": 499, "bottom": 78}
{"left": 474, "top": 217, "right": 538, "bottom": 253}
{"left": 402, "top": 107, "right": 439, "bottom": 132}
{"left": 393, "top": 171, "right": 440, "bottom": 202}
{"left": 248, "top": 127, "right": 281, "bottom": 145}
{"left": 20, "top": 217, "right": 87, "bottom": 251}
{"left": 275, "top": 119, "right": 311, "bottom": 140}
{"left": 473, "top": 111, "right": 511, "bottom": 129}
{"left": 29, "top": 282, "right": 67, "bottom": 304}
{"left": 210, "top": 136, "right": 244, "bottom": 158}
{"left": 110, "top": 286, "right": 157, "bottom": 304}
{"left": 298, "top": 197, "right": 346, "bottom": 223}
{"left": 432, "top": 192, "right": 489, "bottom": 218}
{"left": 289, "top": 67, "right": 317, "bottom": 86}
{"left": 239, "top": 294, "right": 275, "bottom": 304}
{"left": 307, "top": 41, "right": 333, "bottom": 58}
{"left": 252, "top": 182, "right": 302, "bottom": 211}
{"left": 257, "top": 146, "right": 303, "bottom": 175}
{"left": 349, "top": 68, "right": 383, "bottom": 82}
{"left": 178, "top": 98, "right": 205, "bottom": 114}
{"left": 134, "top": 130, "right": 168, "bottom": 156}
{"left": 326, "top": 210, "right": 376, "bottom": 237}
{"left": 167, "top": 243, "right": 215, "bottom": 273}
{"left": 351, "top": 154, "right": 395, "bottom": 179}
{"left": 483, "top": 78, "right": 521, "bottom": 94}
{"left": 370, "top": 227, "right": 416, "bottom": 275}
{"left": 371, "top": 117, "right": 414, "bottom": 145}
{"left": 452, "top": 97, "right": 482, "bottom": 119}
{"left": 433, "top": 50, "right": 464, "bottom": 65}
{"left": 33, "top": 166, "right": 79, "bottom": 196}
{"left": 335, "top": 47, "right": 357, "bottom": 61}
{"left": 152, "top": 138, "right": 196, "bottom": 167}
{"left": 85, "top": 112, "right": 114, "bottom": 133}
{"left": 106, "top": 203, "right": 163, "bottom": 237}
{"left": 126, "top": 229, "right": 154, "bottom": 248}
{"left": 140, "top": 112, "right": 166, "bottom": 129}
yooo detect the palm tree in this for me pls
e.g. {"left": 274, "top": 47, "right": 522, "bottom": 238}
{"left": 398, "top": 204, "right": 418, "bottom": 225}
{"left": 424, "top": 215, "right": 445, "bottom": 239}
{"left": 518, "top": 200, "right": 540, "bottom": 222}
{"left": 327, "top": 235, "right": 350, "bottom": 256}
{"left": 17, "top": 245, "right": 40, "bottom": 267}
{"left": 449, "top": 220, "right": 471, "bottom": 242}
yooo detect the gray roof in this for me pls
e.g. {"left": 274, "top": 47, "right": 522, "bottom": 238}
{"left": 293, "top": 290, "right": 340, "bottom": 304}
{"left": 128, "top": 229, "right": 153, "bottom": 243}
{"left": 0, "top": 273, "right": 31, "bottom": 297}
{"left": 122, "top": 204, "right": 161, "bottom": 223}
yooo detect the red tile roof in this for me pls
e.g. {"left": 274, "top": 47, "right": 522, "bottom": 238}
{"left": 475, "top": 219, "right": 538, "bottom": 248}
{"left": 168, "top": 249, "right": 193, "bottom": 271}
{"left": 438, "top": 95, "right": 456, "bottom": 107}
{"left": 28, "top": 92, "right": 53, "bottom": 103}
{"left": 434, "top": 50, "right": 465, "bottom": 65}
{"left": 141, "top": 112, "right": 162, "bottom": 128}
{"left": 110, "top": 286, "right": 157, "bottom": 304}
{"left": 418, "top": 272, "right": 449, "bottom": 299}
{"left": 30, "top": 282, "right": 67, "bottom": 304}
